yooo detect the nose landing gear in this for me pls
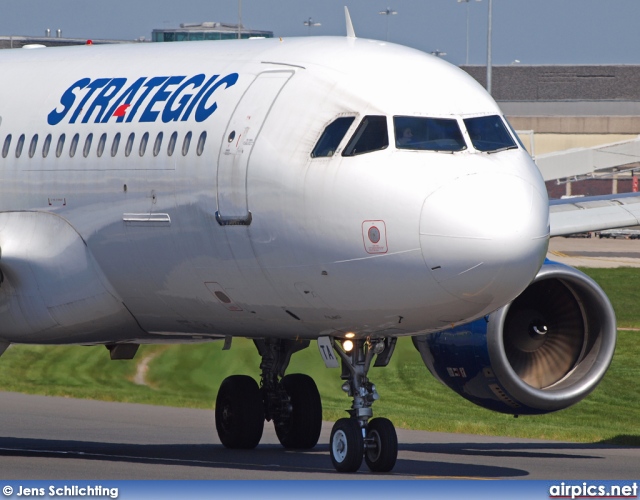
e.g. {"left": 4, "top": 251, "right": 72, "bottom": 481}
{"left": 329, "top": 338, "right": 398, "bottom": 473}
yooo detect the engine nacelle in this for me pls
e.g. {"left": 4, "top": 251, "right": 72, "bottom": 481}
{"left": 413, "top": 261, "right": 617, "bottom": 415}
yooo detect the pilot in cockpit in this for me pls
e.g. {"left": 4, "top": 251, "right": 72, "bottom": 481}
{"left": 397, "top": 127, "right": 414, "bottom": 146}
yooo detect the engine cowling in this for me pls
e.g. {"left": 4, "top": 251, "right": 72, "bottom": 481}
{"left": 412, "top": 261, "right": 617, "bottom": 415}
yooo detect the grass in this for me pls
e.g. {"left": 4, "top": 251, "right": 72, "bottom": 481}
{"left": 578, "top": 268, "right": 640, "bottom": 329}
{"left": 0, "top": 267, "right": 638, "bottom": 445}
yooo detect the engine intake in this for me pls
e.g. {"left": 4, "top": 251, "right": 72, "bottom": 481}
{"left": 413, "top": 261, "right": 617, "bottom": 415}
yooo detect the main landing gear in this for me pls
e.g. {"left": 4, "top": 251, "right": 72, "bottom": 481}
{"left": 214, "top": 336, "right": 398, "bottom": 473}
{"left": 329, "top": 337, "right": 398, "bottom": 472}
{"left": 215, "top": 339, "right": 323, "bottom": 451}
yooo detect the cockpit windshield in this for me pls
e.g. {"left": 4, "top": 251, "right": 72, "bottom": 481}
{"left": 393, "top": 116, "right": 466, "bottom": 152}
{"left": 342, "top": 116, "right": 389, "bottom": 157}
{"left": 311, "top": 116, "right": 355, "bottom": 158}
{"left": 463, "top": 115, "right": 518, "bottom": 153}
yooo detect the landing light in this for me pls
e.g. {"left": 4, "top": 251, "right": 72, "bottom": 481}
{"left": 345, "top": 332, "right": 355, "bottom": 338}
{"left": 342, "top": 339, "right": 354, "bottom": 352}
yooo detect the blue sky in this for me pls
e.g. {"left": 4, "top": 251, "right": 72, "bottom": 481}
{"left": 1, "top": 0, "right": 639, "bottom": 66}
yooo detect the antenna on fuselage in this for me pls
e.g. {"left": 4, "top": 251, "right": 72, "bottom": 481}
{"left": 345, "top": 6, "right": 356, "bottom": 38}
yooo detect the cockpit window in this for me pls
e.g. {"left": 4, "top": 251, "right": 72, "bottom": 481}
{"left": 342, "top": 115, "right": 389, "bottom": 157}
{"left": 463, "top": 115, "right": 517, "bottom": 153}
{"left": 394, "top": 116, "right": 466, "bottom": 152}
{"left": 311, "top": 116, "right": 355, "bottom": 158}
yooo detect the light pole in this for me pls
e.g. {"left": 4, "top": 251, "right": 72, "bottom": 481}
{"left": 457, "top": 0, "right": 482, "bottom": 66}
{"left": 486, "top": 0, "right": 493, "bottom": 95}
{"left": 378, "top": 7, "right": 397, "bottom": 42}
{"left": 303, "top": 17, "right": 321, "bottom": 35}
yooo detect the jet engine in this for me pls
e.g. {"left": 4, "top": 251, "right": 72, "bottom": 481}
{"left": 413, "top": 261, "right": 617, "bottom": 415}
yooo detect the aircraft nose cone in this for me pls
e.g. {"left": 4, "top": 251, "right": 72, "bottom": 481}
{"left": 420, "top": 172, "right": 549, "bottom": 308}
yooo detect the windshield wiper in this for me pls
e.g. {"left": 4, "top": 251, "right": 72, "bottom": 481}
{"left": 486, "top": 145, "right": 518, "bottom": 154}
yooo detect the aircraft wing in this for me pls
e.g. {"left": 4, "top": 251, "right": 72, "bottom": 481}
{"left": 549, "top": 192, "right": 640, "bottom": 236}
{"left": 538, "top": 137, "right": 640, "bottom": 236}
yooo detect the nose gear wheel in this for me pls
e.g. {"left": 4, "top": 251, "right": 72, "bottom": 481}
{"left": 330, "top": 418, "right": 364, "bottom": 472}
{"left": 328, "top": 338, "right": 398, "bottom": 473}
{"left": 364, "top": 417, "right": 397, "bottom": 472}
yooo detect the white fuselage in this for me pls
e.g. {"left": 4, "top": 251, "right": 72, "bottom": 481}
{"left": 0, "top": 37, "right": 549, "bottom": 344}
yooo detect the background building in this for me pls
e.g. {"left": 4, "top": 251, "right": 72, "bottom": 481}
{"left": 1, "top": 21, "right": 273, "bottom": 50}
{"left": 152, "top": 22, "right": 273, "bottom": 42}
{"left": 463, "top": 65, "right": 640, "bottom": 197}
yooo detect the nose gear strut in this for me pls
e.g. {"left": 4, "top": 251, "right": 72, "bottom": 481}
{"left": 329, "top": 337, "right": 398, "bottom": 472}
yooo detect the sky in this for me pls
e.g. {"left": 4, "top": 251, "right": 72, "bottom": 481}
{"left": 1, "top": 0, "right": 640, "bottom": 66}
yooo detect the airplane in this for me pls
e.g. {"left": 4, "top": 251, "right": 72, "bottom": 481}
{"left": 0, "top": 9, "right": 636, "bottom": 473}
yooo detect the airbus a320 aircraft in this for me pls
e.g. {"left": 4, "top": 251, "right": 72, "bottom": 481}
{"left": 0, "top": 10, "right": 637, "bottom": 473}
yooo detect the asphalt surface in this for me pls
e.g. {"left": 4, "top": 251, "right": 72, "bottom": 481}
{"left": 548, "top": 236, "right": 640, "bottom": 268}
{"left": 0, "top": 392, "right": 636, "bottom": 480}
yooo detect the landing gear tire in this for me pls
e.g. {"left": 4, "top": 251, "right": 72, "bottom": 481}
{"left": 275, "top": 373, "right": 322, "bottom": 449}
{"left": 364, "top": 417, "right": 398, "bottom": 472}
{"left": 215, "top": 375, "right": 264, "bottom": 449}
{"left": 330, "top": 418, "right": 364, "bottom": 472}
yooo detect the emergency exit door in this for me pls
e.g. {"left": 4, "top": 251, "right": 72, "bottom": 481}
{"left": 216, "top": 70, "right": 294, "bottom": 225}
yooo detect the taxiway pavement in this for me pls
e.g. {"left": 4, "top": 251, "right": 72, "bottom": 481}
{"left": 0, "top": 392, "right": 636, "bottom": 480}
{"left": 548, "top": 236, "right": 640, "bottom": 268}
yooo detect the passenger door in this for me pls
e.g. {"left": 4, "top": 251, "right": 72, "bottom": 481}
{"left": 216, "top": 70, "right": 294, "bottom": 225}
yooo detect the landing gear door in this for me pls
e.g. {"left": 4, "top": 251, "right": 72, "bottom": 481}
{"left": 216, "top": 70, "right": 294, "bottom": 226}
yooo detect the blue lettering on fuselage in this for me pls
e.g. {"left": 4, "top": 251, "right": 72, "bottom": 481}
{"left": 47, "top": 73, "right": 239, "bottom": 126}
